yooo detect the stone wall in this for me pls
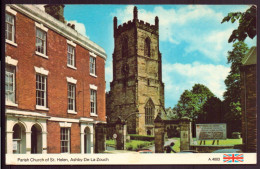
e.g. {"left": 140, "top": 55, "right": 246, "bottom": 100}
{"left": 107, "top": 6, "right": 164, "bottom": 136}
{"left": 240, "top": 64, "right": 257, "bottom": 152}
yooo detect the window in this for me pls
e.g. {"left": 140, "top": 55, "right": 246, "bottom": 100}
{"left": 145, "top": 99, "right": 154, "bottom": 125}
{"left": 68, "top": 83, "right": 76, "bottom": 111}
{"left": 90, "top": 89, "right": 97, "bottom": 115}
{"left": 36, "top": 74, "right": 47, "bottom": 107}
{"left": 67, "top": 45, "right": 75, "bottom": 67}
{"left": 60, "top": 128, "right": 70, "bottom": 153}
{"left": 122, "top": 38, "right": 128, "bottom": 57}
{"left": 144, "top": 38, "right": 151, "bottom": 57}
{"left": 36, "top": 28, "right": 46, "bottom": 55}
{"left": 5, "top": 13, "right": 15, "bottom": 42}
{"left": 5, "top": 65, "right": 15, "bottom": 103}
{"left": 90, "top": 56, "right": 96, "bottom": 75}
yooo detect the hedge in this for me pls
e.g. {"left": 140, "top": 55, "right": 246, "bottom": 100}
{"left": 128, "top": 134, "right": 154, "bottom": 141}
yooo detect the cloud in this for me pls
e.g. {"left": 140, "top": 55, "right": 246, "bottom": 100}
{"left": 67, "top": 20, "right": 88, "bottom": 38}
{"left": 112, "top": 5, "right": 240, "bottom": 62}
{"left": 105, "top": 60, "right": 113, "bottom": 91}
{"left": 162, "top": 62, "right": 230, "bottom": 106}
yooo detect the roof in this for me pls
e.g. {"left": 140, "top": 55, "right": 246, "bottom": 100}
{"left": 8, "top": 4, "right": 107, "bottom": 60}
{"left": 242, "top": 46, "right": 257, "bottom": 65}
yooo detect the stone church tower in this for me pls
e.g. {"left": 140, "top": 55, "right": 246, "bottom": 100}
{"left": 107, "top": 6, "right": 164, "bottom": 135}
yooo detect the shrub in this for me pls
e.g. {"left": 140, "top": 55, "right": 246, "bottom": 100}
{"left": 128, "top": 134, "right": 154, "bottom": 141}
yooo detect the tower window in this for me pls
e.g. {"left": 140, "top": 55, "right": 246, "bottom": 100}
{"left": 144, "top": 38, "right": 151, "bottom": 57}
{"left": 145, "top": 99, "right": 155, "bottom": 125}
{"left": 122, "top": 38, "right": 128, "bottom": 57}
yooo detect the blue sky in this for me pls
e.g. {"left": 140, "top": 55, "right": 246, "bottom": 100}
{"left": 40, "top": 5, "right": 256, "bottom": 108}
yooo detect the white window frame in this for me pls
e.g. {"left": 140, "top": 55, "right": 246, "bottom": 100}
{"left": 5, "top": 11, "right": 17, "bottom": 47}
{"left": 35, "top": 22, "right": 48, "bottom": 59}
{"left": 35, "top": 66, "right": 49, "bottom": 111}
{"left": 5, "top": 64, "right": 18, "bottom": 107}
{"left": 67, "top": 44, "right": 76, "bottom": 69}
{"left": 89, "top": 52, "right": 97, "bottom": 77}
{"left": 60, "top": 127, "right": 70, "bottom": 153}
{"left": 36, "top": 74, "right": 48, "bottom": 111}
{"left": 67, "top": 83, "right": 76, "bottom": 114}
{"left": 90, "top": 85, "right": 97, "bottom": 116}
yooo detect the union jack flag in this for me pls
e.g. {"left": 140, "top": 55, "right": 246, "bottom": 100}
{"left": 223, "top": 154, "right": 244, "bottom": 163}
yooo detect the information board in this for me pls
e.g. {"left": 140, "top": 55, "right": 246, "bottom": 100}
{"left": 196, "top": 123, "right": 227, "bottom": 140}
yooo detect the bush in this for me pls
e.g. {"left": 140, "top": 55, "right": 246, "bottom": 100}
{"left": 128, "top": 134, "right": 154, "bottom": 141}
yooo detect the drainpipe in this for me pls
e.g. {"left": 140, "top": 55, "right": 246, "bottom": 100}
{"left": 243, "top": 70, "right": 248, "bottom": 152}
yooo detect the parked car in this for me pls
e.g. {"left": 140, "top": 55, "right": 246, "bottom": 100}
{"left": 211, "top": 149, "right": 243, "bottom": 153}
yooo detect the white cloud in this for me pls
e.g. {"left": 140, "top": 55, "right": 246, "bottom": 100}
{"left": 67, "top": 20, "right": 88, "bottom": 38}
{"left": 162, "top": 62, "right": 230, "bottom": 106}
{"left": 105, "top": 60, "right": 113, "bottom": 91}
{"left": 112, "top": 5, "right": 238, "bottom": 62}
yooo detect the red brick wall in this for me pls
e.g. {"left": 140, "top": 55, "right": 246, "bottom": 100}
{"left": 240, "top": 65, "right": 257, "bottom": 152}
{"left": 5, "top": 11, "right": 106, "bottom": 122}
{"left": 6, "top": 9, "right": 106, "bottom": 154}
{"left": 47, "top": 121, "right": 60, "bottom": 153}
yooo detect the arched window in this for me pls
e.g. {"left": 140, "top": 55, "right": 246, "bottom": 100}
{"left": 31, "top": 124, "right": 42, "bottom": 154}
{"left": 122, "top": 38, "right": 128, "bottom": 57}
{"left": 145, "top": 98, "right": 155, "bottom": 125}
{"left": 13, "top": 123, "right": 26, "bottom": 154}
{"left": 144, "top": 38, "right": 151, "bottom": 57}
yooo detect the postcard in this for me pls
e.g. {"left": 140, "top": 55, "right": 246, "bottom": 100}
{"left": 4, "top": 3, "right": 257, "bottom": 165}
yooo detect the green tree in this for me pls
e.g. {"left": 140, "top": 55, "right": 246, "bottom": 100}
{"left": 221, "top": 5, "right": 256, "bottom": 43}
{"left": 200, "top": 96, "right": 222, "bottom": 123}
{"left": 223, "top": 41, "right": 249, "bottom": 136}
{"left": 174, "top": 84, "right": 214, "bottom": 122}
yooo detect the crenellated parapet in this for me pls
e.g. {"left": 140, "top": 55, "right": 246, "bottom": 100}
{"left": 113, "top": 6, "right": 159, "bottom": 37}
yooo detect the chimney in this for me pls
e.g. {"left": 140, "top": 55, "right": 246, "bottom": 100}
{"left": 44, "top": 4, "right": 65, "bottom": 23}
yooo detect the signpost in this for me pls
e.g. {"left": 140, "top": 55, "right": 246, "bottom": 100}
{"left": 196, "top": 123, "right": 227, "bottom": 141}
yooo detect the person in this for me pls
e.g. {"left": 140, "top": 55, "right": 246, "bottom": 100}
{"left": 164, "top": 142, "right": 176, "bottom": 153}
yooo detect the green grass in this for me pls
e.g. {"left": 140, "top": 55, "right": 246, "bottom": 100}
{"left": 167, "top": 138, "right": 242, "bottom": 153}
{"left": 191, "top": 138, "right": 242, "bottom": 146}
{"left": 126, "top": 140, "right": 153, "bottom": 150}
{"left": 106, "top": 139, "right": 115, "bottom": 147}
{"left": 106, "top": 139, "right": 153, "bottom": 151}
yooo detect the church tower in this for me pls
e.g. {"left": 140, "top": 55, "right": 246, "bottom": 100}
{"left": 107, "top": 6, "right": 164, "bottom": 135}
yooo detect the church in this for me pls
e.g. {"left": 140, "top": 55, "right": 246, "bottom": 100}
{"left": 106, "top": 6, "right": 165, "bottom": 136}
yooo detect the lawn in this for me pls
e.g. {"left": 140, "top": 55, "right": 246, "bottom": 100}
{"left": 106, "top": 139, "right": 153, "bottom": 151}
{"left": 168, "top": 137, "right": 242, "bottom": 153}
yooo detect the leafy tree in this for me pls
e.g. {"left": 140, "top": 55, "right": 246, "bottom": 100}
{"left": 221, "top": 5, "right": 256, "bottom": 43}
{"left": 174, "top": 84, "right": 214, "bottom": 122}
{"left": 223, "top": 41, "right": 249, "bottom": 136}
{"left": 200, "top": 96, "right": 222, "bottom": 123}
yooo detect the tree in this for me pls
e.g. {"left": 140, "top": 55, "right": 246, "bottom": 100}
{"left": 174, "top": 84, "right": 214, "bottom": 122}
{"left": 221, "top": 5, "right": 256, "bottom": 43}
{"left": 200, "top": 96, "right": 222, "bottom": 123}
{"left": 223, "top": 41, "right": 249, "bottom": 136}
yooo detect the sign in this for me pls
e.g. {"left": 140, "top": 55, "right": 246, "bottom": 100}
{"left": 113, "top": 134, "right": 117, "bottom": 139}
{"left": 196, "top": 123, "right": 227, "bottom": 140}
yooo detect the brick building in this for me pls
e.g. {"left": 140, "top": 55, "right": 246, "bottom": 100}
{"left": 106, "top": 6, "right": 164, "bottom": 135}
{"left": 5, "top": 4, "right": 107, "bottom": 154}
{"left": 240, "top": 46, "right": 257, "bottom": 152}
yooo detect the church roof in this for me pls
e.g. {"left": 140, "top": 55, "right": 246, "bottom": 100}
{"left": 242, "top": 46, "right": 257, "bottom": 66}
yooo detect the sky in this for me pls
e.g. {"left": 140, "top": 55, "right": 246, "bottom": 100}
{"left": 38, "top": 4, "right": 256, "bottom": 108}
